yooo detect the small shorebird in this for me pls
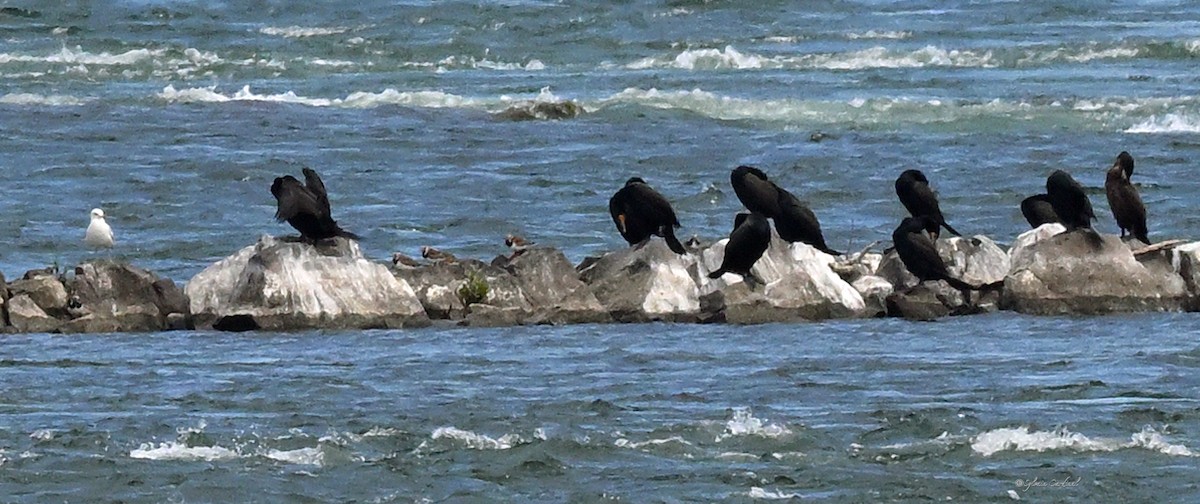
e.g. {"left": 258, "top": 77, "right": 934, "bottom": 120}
{"left": 421, "top": 246, "right": 457, "bottom": 263}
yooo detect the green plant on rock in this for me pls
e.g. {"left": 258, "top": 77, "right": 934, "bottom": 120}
{"left": 457, "top": 271, "right": 490, "bottom": 307}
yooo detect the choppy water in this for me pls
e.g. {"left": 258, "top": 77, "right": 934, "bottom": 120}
{"left": 2, "top": 0, "right": 1200, "bottom": 501}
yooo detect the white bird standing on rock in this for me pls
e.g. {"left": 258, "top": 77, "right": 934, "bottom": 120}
{"left": 84, "top": 208, "right": 114, "bottom": 249}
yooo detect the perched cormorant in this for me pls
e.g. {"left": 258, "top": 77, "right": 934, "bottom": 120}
{"left": 270, "top": 167, "right": 359, "bottom": 242}
{"left": 891, "top": 216, "right": 975, "bottom": 292}
{"left": 84, "top": 208, "right": 114, "bottom": 249}
{"left": 775, "top": 187, "right": 842, "bottom": 255}
{"left": 730, "top": 165, "right": 781, "bottom": 217}
{"left": 1045, "top": 169, "right": 1096, "bottom": 232}
{"left": 1020, "top": 194, "right": 1060, "bottom": 228}
{"left": 1105, "top": 151, "right": 1150, "bottom": 244}
{"left": 895, "top": 169, "right": 961, "bottom": 238}
{"left": 709, "top": 212, "right": 771, "bottom": 284}
{"left": 730, "top": 165, "right": 840, "bottom": 254}
{"left": 608, "top": 177, "right": 687, "bottom": 254}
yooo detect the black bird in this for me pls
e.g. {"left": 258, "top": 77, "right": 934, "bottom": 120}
{"left": 730, "top": 165, "right": 782, "bottom": 217}
{"left": 270, "top": 167, "right": 359, "bottom": 242}
{"left": 1020, "top": 194, "right": 1060, "bottom": 228}
{"left": 709, "top": 212, "right": 771, "bottom": 284}
{"left": 895, "top": 169, "right": 961, "bottom": 238}
{"left": 730, "top": 165, "right": 841, "bottom": 255}
{"left": 775, "top": 187, "right": 842, "bottom": 255}
{"left": 609, "top": 177, "right": 687, "bottom": 254}
{"left": 1045, "top": 169, "right": 1096, "bottom": 232}
{"left": 891, "top": 216, "right": 976, "bottom": 292}
{"left": 1105, "top": 151, "right": 1150, "bottom": 245}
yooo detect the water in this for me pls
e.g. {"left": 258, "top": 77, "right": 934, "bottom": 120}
{"left": 1, "top": 0, "right": 1199, "bottom": 501}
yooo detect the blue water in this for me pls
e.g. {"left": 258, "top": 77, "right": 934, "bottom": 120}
{"left": 1, "top": 0, "right": 1200, "bottom": 501}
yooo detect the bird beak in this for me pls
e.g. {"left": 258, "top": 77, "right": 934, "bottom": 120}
{"left": 617, "top": 214, "right": 627, "bottom": 233}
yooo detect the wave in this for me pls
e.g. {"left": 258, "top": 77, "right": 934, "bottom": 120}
{"left": 716, "top": 407, "right": 792, "bottom": 441}
{"left": 0, "top": 93, "right": 86, "bottom": 106}
{"left": 1126, "top": 113, "right": 1200, "bottom": 133}
{"left": 259, "top": 26, "right": 351, "bottom": 38}
{"left": 970, "top": 425, "right": 1196, "bottom": 457}
{"left": 429, "top": 426, "right": 527, "bottom": 450}
{"left": 748, "top": 487, "right": 802, "bottom": 500}
{"left": 622, "top": 39, "right": 1200, "bottom": 72}
{"left": 130, "top": 441, "right": 240, "bottom": 461}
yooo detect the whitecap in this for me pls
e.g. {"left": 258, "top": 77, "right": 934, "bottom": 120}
{"left": 0, "top": 93, "right": 85, "bottom": 106}
{"left": 265, "top": 446, "right": 325, "bottom": 466}
{"left": 846, "top": 30, "right": 912, "bottom": 40}
{"left": 430, "top": 426, "right": 521, "bottom": 450}
{"left": 717, "top": 407, "right": 791, "bottom": 442}
{"left": 748, "top": 487, "right": 801, "bottom": 500}
{"left": 129, "top": 442, "right": 239, "bottom": 461}
{"left": 614, "top": 435, "right": 694, "bottom": 450}
{"left": 1126, "top": 113, "right": 1200, "bottom": 133}
{"left": 971, "top": 425, "right": 1198, "bottom": 457}
{"left": 260, "top": 26, "right": 349, "bottom": 38}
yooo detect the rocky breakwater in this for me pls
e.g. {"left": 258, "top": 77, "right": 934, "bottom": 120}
{"left": 186, "top": 235, "right": 428, "bottom": 331}
{"left": 2, "top": 260, "right": 190, "bottom": 333}
{"left": 391, "top": 246, "right": 610, "bottom": 327}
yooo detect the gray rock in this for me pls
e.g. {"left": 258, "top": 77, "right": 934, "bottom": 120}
{"left": 1002, "top": 227, "right": 1187, "bottom": 315}
{"left": 186, "top": 235, "right": 428, "bottom": 330}
{"left": 851, "top": 275, "right": 893, "bottom": 317}
{"left": 8, "top": 294, "right": 61, "bottom": 333}
{"left": 698, "top": 236, "right": 866, "bottom": 323}
{"left": 464, "top": 304, "right": 526, "bottom": 327}
{"left": 393, "top": 258, "right": 532, "bottom": 321}
{"left": 63, "top": 260, "right": 185, "bottom": 333}
{"left": 495, "top": 247, "right": 610, "bottom": 325}
{"left": 878, "top": 235, "right": 1009, "bottom": 290}
{"left": 1173, "top": 242, "right": 1200, "bottom": 309}
{"left": 579, "top": 240, "right": 701, "bottom": 322}
{"left": 9, "top": 275, "right": 68, "bottom": 318}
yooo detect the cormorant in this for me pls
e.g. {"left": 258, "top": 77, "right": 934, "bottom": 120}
{"left": 730, "top": 165, "right": 781, "bottom": 217}
{"left": 1105, "top": 151, "right": 1150, "bottom": 244}
{"left": 895, "top": 169, "right": 961, "bottom": 238}
{"left": 775, "top": 186, "right": 842, "bottom": 255}
{"left": 709, "top": 212, "right": 771, "bottom": 284}
{"left": 730, "top": 165, "right": 841, "bottom": 254}
{"left": 1020, "top": 194, "right": 1060, "bottom": 228}
{"left": 608, "top": 177, "right": 687, "bottom": 254}
{"left": 1045, "top": 169, "right": 1096, "bottom": 232}
{"left": 271, "top": 168, "right": 359, "bottom": 242}
{"left": 892, "top": 216, "right": 976, "bottom": 292}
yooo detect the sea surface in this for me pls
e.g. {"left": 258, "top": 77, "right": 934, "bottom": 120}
{"left": 0, "top": 0, "right": 1199, "bottom": 501}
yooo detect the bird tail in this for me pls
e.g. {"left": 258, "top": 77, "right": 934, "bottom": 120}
{"left": 1135, "top": 226, "right": 1151, "bottom": 246}
{"left": 944, "top": 276, "right": 979, "bottom": 292}
{"left": 336, "top": 227, "right": 361, "bottom": 241}
{"left": 941, "top": 221, "right": 963, "bottom": 237}
{"left": 664, "top": 229, "right": 687, "bottom": 254}
{"left": 707, "top": 268, "right": 726, "bottom": 279}
{"left": 819, "top": 245, "right": 843, "bottom": 256}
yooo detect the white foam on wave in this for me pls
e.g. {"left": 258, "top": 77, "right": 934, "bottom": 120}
{"left": 158, "top": 85, "right": 476, "bottom": 109}
{"left": 717, "top": 407, "right": 791, "bottom": 442}
{"left": 846, "top": 30, "right": 912, "bottom": 40}
{"left": 265, "top": 446, "right": 325, "bottom": 466}
{"left": 748, "top": 487, "right": 801, "bottom": 500}
{"left": 971, "top": 426, "right": 1197, "bottom": 457}
{"left": 1126, "top": 113, "right": 1200, "bottom": 133}
{"left": 625, "top": 44, "right": 995, "bottom": 71}
{"left": 0, "top": 45, "right": 163, "bottom": 66}
{"left": 0, "top": 93, "right": 85, "bottom": 106}
{"left": 614, "top": 435, "right": 694, "bottom": 450}
{"left": 431, "top": 426, "right": 522, "bottom": 450}
{"left": 130, "top": 442, "right": 240, "bottom": 461}
{"left": 260, "top": 26, "right": 349, "bottom": 38}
